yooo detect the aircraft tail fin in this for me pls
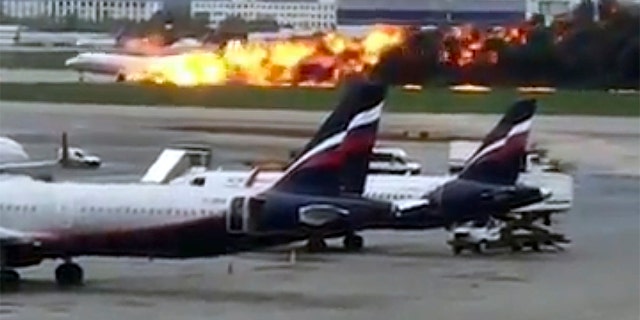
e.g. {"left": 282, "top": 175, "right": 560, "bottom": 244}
{"left": 458, "top": 99, "right": 537, "bottom": 185}
{"left": 272, "top": 80, "right": 387, "bottom": 195}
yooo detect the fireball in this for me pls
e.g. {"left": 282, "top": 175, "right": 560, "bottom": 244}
{"left": 125, "top": 25, "right": 407, "bottom": 87}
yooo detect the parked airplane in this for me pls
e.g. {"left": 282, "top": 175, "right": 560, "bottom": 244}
{"left": 0, "top": 133, "right": 101, "bottom": 180}
{"left": 0, "top": 80, "right": 396, "bottom": 289}
{"left": 168, "top": 99, "right": 550, "bottom": 250}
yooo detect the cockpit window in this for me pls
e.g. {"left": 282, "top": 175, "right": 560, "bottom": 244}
{"left": 190, "top": 177, "right": 206, "bottom": 186}
{"left": 74, "top": 151, "right": 83, "bottom": 157}
{"left": 393, "top": 156, "right": 406, "bottom": 164}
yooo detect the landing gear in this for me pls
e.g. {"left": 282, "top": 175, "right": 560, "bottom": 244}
{"left": 306, "top": 237, "right": 328, "bottom": 253}
{"left": 78, "top": 72, "right": 85, "bottom": 83}
{"left": 116, "top": 73, "right": 126, "bottom": 82}
{"left": 342, "top": 234, "right": 364, "bottom": 251}
{"left": 473, "top": 240, "right": 488, "bottom": 254}
{"left": 305, "top": 233, "right": 365, "bottom": 252}
{"left": 55, "top": 262, "right": 83, "bottom": 287}
{"left": 0, "top": 269, "right": 20, "bottom": 291}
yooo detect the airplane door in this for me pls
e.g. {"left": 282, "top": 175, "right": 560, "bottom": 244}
{"left": 53, "top": 188, "right": 73, "bottom": 231}
{"left": 227, "top": 197, "right": 247, "bottom": 233}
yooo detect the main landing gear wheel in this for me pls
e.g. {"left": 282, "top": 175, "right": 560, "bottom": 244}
{"left": 306, "top": 237, "right": 328, "bottom": 253}
{"left": 55, "top": 262, "right": 84, "bottom": 288}
{"left": 0, "top": 269, "right": 21, "bottom": 291}
{"left": 473, "top": 240, "right": 488, "bottom": 254}
{"left": 343, "top": 234, "right": 364, "bottom": 252}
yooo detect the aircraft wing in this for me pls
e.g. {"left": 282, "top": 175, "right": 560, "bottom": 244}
{"left": 0, "top": 160, "right": 58, "bottom": 171}
{"left": 0, "top": 160, "right": 57, "bottom": 180}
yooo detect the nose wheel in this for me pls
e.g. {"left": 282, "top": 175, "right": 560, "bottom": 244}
{"left": 55, "top": 262, "right": 84, "bottom": 287}
{"left": 306, "top": 236, "right": 328, "bottom": 252}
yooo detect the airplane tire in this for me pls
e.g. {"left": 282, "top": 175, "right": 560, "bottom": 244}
{"left": 452, "top": 246, "right": 463, "bottom": 255}
{"left": 0, "top": 269, "right": 21, "bottom": 291}
{"left": 55, "top": 262, "right": 84, "bottom": 288}
{"left": 530, "top": 242, "right": 541, "bottom": 252}
{"left": 306, "top": 237, "right": 328, "bottom": 253}
{"left": 343, "top": 234, "right": 364, "bottom": 252}
{"left": 116, "top": 73, "right": 126, "bottom": 82}
{"left": 473, "top": 240, "right": 488, "bottom": 254}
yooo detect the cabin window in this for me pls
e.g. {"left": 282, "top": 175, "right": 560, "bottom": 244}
{"left": 167, "top": 209, "right": 172, "bottom": 215}
{"left": 31, "top": 206, "right": 36, "bottom": 212}
{"left": 190, "top": 177, "right": 206, "bottom": 186}
{"left": 140, "top": 208, "right": 146, "bottom": 214}
{"left": 200, "top": 209, "right": 206, "bottom": 216}
{"left": 132, "top": 208, "right": 137, "bottom": 214}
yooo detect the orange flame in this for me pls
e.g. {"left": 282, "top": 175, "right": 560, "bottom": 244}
{"left": 127, "top": 25, "right": 406, "bottom": 87}
{"left": 440, "top": 24, "right": 529, "bottom": 67}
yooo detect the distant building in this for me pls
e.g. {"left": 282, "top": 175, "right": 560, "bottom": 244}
{"left": 525, "top": 0, "right": 580, "bottom": 22}
{"left": 337, "top": 0, "right": 526, "bottom": 26}
{"left": 0, "top": 0, "right": 163, "bottom": 22}
{"left": 190, "top": 0, "right": 338, "bottom": 31}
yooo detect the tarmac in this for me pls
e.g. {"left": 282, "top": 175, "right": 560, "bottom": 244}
{"left": 0, "top": 101, "right": 638, "bottom": 320}
{"left": 0, "top": 69, "right": 112, "bottom": 84}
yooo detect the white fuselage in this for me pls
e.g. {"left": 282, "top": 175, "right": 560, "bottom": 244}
{"left": 64, "top": 52, "right": 161, "bottom": 76}
{"left": 171, "top": 169, "right": 574, "bottom": 213}
{"left": 0, "top": 177, "right": 240, "bottom": 239}
{"left": 172, "top": 171, "right": 453, "bottom": 200}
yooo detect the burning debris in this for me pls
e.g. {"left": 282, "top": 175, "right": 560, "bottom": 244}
{"left": 126, "top": 25, "right": 405, "bottom": 87}
{"left": 120, "top": 3, "right": 638, "bottom": 89}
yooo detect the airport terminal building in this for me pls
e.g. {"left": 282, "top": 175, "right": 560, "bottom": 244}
{"left": 337, "top": 0, "right": 526, "bottom": 26}
{"left": 189, "top": 0, "right": 554, "bottom": 30}
{"left": 0, "top": 0, "right": 163, "bottom": 22}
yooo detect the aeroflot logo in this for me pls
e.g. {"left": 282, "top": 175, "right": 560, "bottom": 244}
{"left": 465, "top": 118, "right": 532, "bottom": 166}
{"left": 283, "top": 101, "right": 384, "bottom": 175}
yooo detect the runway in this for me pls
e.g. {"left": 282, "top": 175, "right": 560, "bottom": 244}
{"left": 0, "top": 69, "right": 113, "bottom": 84}
{"left": 0, "top": 102, "right": 638, "bottom": 320}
